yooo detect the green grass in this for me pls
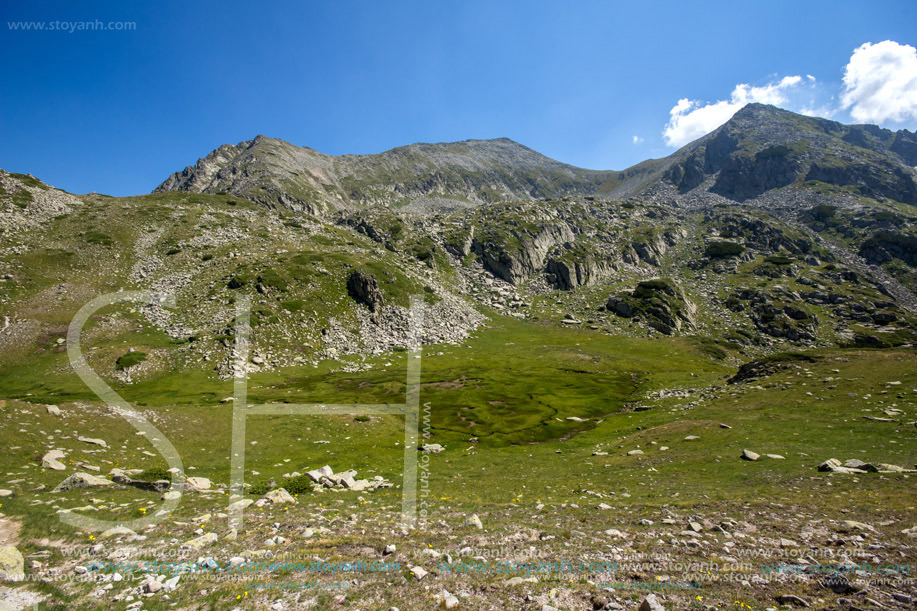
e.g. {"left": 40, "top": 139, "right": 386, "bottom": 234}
{"left": 134, "top": 467, "right": 172, "bottom": 482}
{"left": 84, "top": 231, "right": 114, "bottom": 246}
{"left": 115, "top": 351, "right": 147, "bottom": 370}
{"left": 0, "top": 318, "right": 915, "bottom": 609}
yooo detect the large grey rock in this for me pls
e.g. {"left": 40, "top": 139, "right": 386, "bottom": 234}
{"left": 77, "top": 436, "right": 107, "bottom": 448}
{"left": 774, "top": 594, "right": 810, "bottom": 607}
{"left": 606, "top": 296, "right": 634, "bottom": 317}
{"left": 639, "top": 594, "right": 665, "bottom": 611}
{"left": 347, "top": 269, "right": 384, "bottom": 312}
{"left": 741, "top": 449, "right": 760, "bottom": 461}
{"left": 52, "top": 472, "right": 113, "bottom": 492}
{"left": 263, "top": 488, "right": 297, "bottom": 505}
{"left": 843, "top": 459, "right": 879, "bottom": 472}
{"left": 818, "top": 459, "right": 867, "bottom": 474}
{"left": 181, "top": 532, "right": 217, "bottom": 549}
{"left": 42, "top": 450, "right": 66, "bottom": 471}
{"left": 0, "top": 545, "right": 24, "bottom": 581}
{"left": 185, "top": 477, "right": 212, "bottom": 491}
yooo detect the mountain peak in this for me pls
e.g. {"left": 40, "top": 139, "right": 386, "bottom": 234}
{"left": 155, "top": 135, "right": 613, "bottom": 213}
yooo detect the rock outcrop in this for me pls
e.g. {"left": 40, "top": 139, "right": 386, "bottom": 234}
{"left": 606, "top": 278, "right": 696, "bottom": 335}
{"left": 347, "top": 269, "right": 384, "bottom": 312}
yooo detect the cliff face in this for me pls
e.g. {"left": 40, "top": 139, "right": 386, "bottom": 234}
{"left": 473, "top": 222, "right": 576, "bottom": 285}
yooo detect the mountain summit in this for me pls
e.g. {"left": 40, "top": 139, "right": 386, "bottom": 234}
{"left": 155, "top": 135, "right": 615, "bottom": 214}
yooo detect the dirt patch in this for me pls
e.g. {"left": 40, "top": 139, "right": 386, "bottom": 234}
{"left": 0, "top": 517, "right": 21, "bottom": 546}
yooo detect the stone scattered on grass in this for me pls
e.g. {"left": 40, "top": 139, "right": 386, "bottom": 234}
{"left": 774, "top": 594, "right": 810, "bottom": 607}
{"left": 41, "top": 450, "right": 66, "bottom": 471}
{"left": 181, "top": 532, "right": 218, "bottom": 550}
{"left": 819, "top": 457, "right": 911, "bottom": 474}
{"left": 639, "top": 593, "right": 665, "bottom": 611}
{"left": 0, "top": 545, "right": 24, "bottom": 581}
{"left": 228, "top": 499, "right": 254, "bottom": 512}
{"left": 77, "top": 436, "right": 107, "bottom": 448}
{"left": 185, "top": 477, "right": 212, "bottom": 491}
{"left": 261, "top": 488, "right": 297, "bottom": 505}
{"left": 306, "top": 465, "right": 334, "bottom": 482}
{"left": 52, "top": 472, "right": 113, "bottom": 492}
{"left": 741, "top": 449, "right": 760, "bottom": 461}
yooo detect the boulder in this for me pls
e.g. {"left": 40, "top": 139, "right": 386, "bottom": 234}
{"left": 77, "top": 436, "right": 107, "bottom": 448}
{"left": 774, "top": 594, "right": 810, "bottom": 607}
{"left": 741, "top": 449, "right": 760, "bottom": 461}
{"left": 185, "top": 477, "right": 212, "bottom": 491}
{"left": 181, "top": 532, "right": 217, "bottom": 550}
{"left": 42, "top": 450, "right": 66, "bottom": 471}
{"left": 0, "top": 545, "right": 24, "bottom": 581}
{"left": 263, "top": 488, "right": 297, "bottom": 505}
{"left": 347, "top": 269, "right": 384, "bottom": 312}
{"left": 818, "top": 459, "right": 867, "bottom": 474}
{"left": 639, "top": 594, "right": 665, "bottom": 611}
{"left": 466, "top": 514, "right": 483, "bottom": 530}
{"left": 306, "top": 465, "right": 335, "bottom": 482}
{"left": 228, "top": 498, "right": 254, "bottom": 512}
{"left": 52, "top": 472, "right": 113, "bottom": 492}
{"left": 606, "top": 296, "right": 634, "bottom": 318}
{"left": 843, "top": 459, "right": 878, "bottom": 472}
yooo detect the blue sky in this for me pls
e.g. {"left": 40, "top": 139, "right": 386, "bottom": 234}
{"left": 2, "top": 1, "right": 916, "bottom": 196}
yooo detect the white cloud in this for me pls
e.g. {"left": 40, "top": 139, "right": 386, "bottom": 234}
{"left": 662, "top": 75, "right": 809, "bottom": 147}
{"left": 840, "top": 40, "right": 917, "bottom": 124}
{"left": 632, "top": 135, "right": 643, "bottom": 144}
{"left": 799, "top": 104, "right": 837, "bottom": 119}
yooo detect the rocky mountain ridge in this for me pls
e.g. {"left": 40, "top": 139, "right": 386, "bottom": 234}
{"left": 154, "top": 135, "right": 617, "bottom": 215}
{"left": 2, "top": 104, "right": 917, "bottom": 386}
{"left": 155, "top": 104, "right": 917, "bottom": 216}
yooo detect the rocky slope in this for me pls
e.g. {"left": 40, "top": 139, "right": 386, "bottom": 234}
{"left": 2, "top": 104, "right": 917, "bottom": 388}
{"left": 659, "top": 103, "right": 917, "bottom": 204}
{"left": 155, "top": 136, "right": 617, "bottom": 215}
